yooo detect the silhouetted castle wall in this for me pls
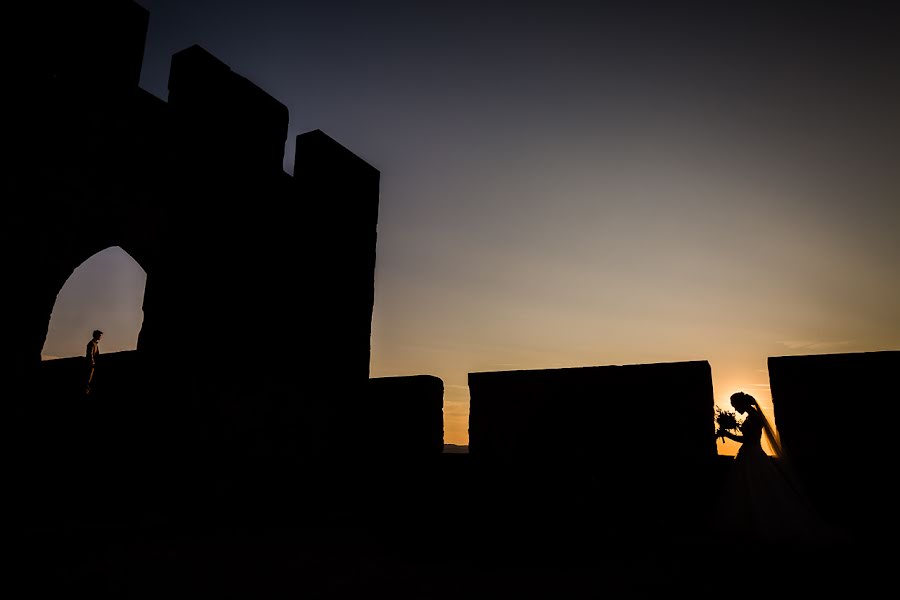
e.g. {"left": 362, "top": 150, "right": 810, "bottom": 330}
{"left": 4, "top": 1, "right": 385, "bottom": 464}
{"left": 469, "top": 360, "right": 717, "bottom": 463}
{"left": 768, "top": 350, "right": 900, "bottom": 535}
{"left": 366, "top": 376, "right": 445, "bottom": 457}
{"left": 25, "top": 354, "right": 445, "bottom": 524}
{"left": 468, "top": 360, "right": 719, "bottom": 532}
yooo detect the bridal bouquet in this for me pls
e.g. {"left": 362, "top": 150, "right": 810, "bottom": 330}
{"left": 714, "top": 405, "right": 744, "bottom": 443}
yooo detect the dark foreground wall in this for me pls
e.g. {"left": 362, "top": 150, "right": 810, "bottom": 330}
{"left": 468, "top": 360, "right": 719, "bottom": 534}
{"left": 469, "top": 360, "right": 717, "bottom": 463}
{"left": 365, "top": 375, "right": 444, "bottom": 457}
{"left": 768, "top": 350, "right": 900, "bottom": 535}
{"left": 20, "top": 358, "right": 447, "bottom": 533}
{"left": 4, "top": 2, "right": 380, "bottom": 466}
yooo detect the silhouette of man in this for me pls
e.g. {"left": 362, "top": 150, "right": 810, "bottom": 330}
{"left": 84, "top": 329, "right": 102, "bottom": 395}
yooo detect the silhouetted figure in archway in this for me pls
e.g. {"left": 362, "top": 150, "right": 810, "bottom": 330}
{"left": 84, "top": 329, "right": 102, "bottom": 395}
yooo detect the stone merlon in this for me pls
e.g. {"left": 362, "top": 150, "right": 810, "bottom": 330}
{"left": 168, "top": 44, "right": 289, "bottom": 172}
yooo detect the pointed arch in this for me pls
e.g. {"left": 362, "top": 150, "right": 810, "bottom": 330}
{"left": 42, "top": 246, "right": 147, "bottom": 360}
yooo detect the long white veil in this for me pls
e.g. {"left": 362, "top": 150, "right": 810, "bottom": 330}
{"left": 749, "top": 396, "right": 783, "bottom": 459}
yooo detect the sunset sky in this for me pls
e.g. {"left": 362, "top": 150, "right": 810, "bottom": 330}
{"left": 42, "top": 1, "right": 900, "bottom": 454}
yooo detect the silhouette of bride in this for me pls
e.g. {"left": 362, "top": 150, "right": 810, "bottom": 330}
{"left": 714, "top": 391, "right": 832, "bottom": 547}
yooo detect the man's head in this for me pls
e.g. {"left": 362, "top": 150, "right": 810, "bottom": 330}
{"left": 92, "top": 330, "right": 103, "bottom": 340}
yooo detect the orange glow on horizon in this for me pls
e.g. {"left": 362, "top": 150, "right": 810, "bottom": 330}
{"left": 408, "top": 363, "right": 783, "bottom": 457}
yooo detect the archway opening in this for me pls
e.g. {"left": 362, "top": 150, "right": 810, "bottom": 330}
{"left": 42, "top": 246, "right": 147, "bottom": 360}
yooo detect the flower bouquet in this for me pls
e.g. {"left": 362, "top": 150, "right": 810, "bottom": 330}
{"left": 714, "top": 405, "right": 744, "bottom": 444}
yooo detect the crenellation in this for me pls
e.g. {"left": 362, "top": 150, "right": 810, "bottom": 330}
{"left": 168, "top": 45, "right": 290, "bottom": 174}
{"left": 4, "top": 1, "right": 391, "bottom": 473}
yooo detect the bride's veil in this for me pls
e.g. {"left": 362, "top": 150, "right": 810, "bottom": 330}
{"left": 750, "top": 396, "right": 783, "bottom": 459}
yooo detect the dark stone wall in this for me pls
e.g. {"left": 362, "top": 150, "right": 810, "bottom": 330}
{"left": 15, "top": 0, "right": 149, "bottom": 93}
{"left": 365, "top": 375, "right": 444, "bottom": 457}
{"left": 167, "top": 45, "right": 289, "bottom": 175}
{"left": 293, "top": 130, "right": 380, "bottom": 385}
{"left": 469, "top": 360, "right": 717, "bottom": 464}
{"left": 305, "top": 375, "right": 445, "bottom": 525}
{"left": 768, "top": 350, "right": 900, "bottom": 535}
{"left": 468, "top": 360, "right": 719, "bottom": 534}
{"left": 5, "top": 0, "right": 163, "bottom": 389}
{"left": 289, "top": 131, "right": 381, "bottom": 456}
{"left": 3, "top": 1, "right": 380, "bottom": 474}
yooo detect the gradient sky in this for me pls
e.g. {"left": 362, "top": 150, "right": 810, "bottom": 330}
{"left": 42, "top": 1, "right": 900, "bottom": 454}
